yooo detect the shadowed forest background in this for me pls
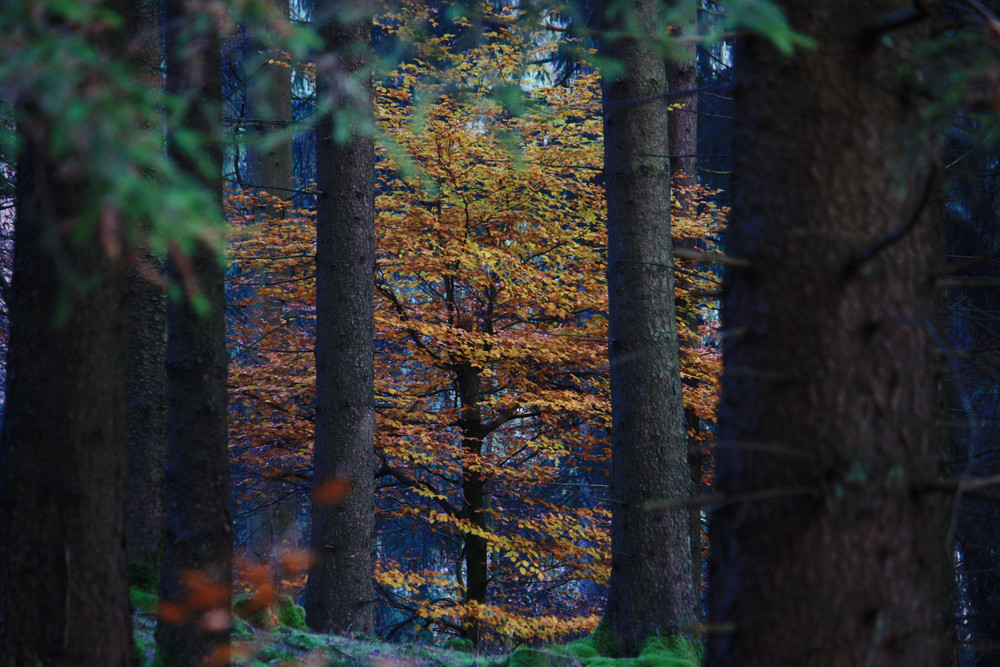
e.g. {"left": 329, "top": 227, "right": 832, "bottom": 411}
{"left": 3, "top": 0, "right": 1000, "bottom": 665}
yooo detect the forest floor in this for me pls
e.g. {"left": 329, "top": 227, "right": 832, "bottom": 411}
{"left": 130, "top": 588, "right": 701, "bottom": 667}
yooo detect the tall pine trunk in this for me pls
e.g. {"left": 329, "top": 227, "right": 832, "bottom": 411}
{"left": 707, "top": 2, "right": 953, "bottom": 665}
{"left": 599, "top": 0, "right": 698, "bottom": 653}
{"left": 125, "top": 0, "right": 167, "bottom": 584}
{"left": 156, "top": 2, "right": 232, "bottom": 664}
{"left": 304, "top": 0, "right": 377, "bottom": 634}
{"left": 666, "top": 21, "right": 703, "bottom": 607}
{"left": 0, "top": 5, "right": 134, "bottom": 662}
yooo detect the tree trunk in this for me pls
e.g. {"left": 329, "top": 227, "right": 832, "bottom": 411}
{"left": 457, "top": 361, "right": 488, "bottom": 646}
{"left": 304, "top": 0, "right": 376, "bottom": 634}
{"left": 156, "top": 2, "right": 232, "bottom": 664}
{"left": 599, "top": 0, "right": 699, "bottom": 653}
{"left": 245, "top": 0, "right": 295, "bottom": 214}
{"left": 241, "top": 0, "right": 299, "bottom": 564}
{"left": 706, "top": 3, "right": 953, "bottom": 665}
{"left": 125, "top": 0, "right": 167, "bottom": 585}
{"left": 946, "top": 120, "right": 1000, "bottom": 667}
{"left": 666, "top": 24, "right": 703, "bottom": 610}
{"left": 0, "top": 14, "right": 134, "bottom": 662}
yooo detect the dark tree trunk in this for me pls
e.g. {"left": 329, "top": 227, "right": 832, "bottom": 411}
{"left": 456, "top": 361, "right": 488, "bottom": 646}
{"left": 666, "top": 25, "right": 703, "bottom": 609}
{"left": 0, "top": 17, "right": 134, "bottom": 663}
{"left": 666, "top": 45, "right": 698, "bottom": 197}
{"left": 125, "top": 0, "right": 167, "bottom": 584}
{"left": 706, "top": 3, "right": 953, "bottom": 665}
{"left": 126, "top": 262, "right": 167, "bottom": 579}
{"left": 155, "top": 2, "right": 232, "bottom": 664}
{"left": 304, "top": 0, "right": 376, "bottom": 634}
{"left": 599, "top": 0, "right": 699, "bottom": 654}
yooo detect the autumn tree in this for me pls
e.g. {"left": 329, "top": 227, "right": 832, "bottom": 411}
{"left": 156, "top": 1, "right": 233, "bottom": 663}
{"left": 235, "top": 0, "right": 301, "bottom": 564}
{"left": 707, "top": 2, "right": 954, "bottom": 665}
{"left": 0, "top": 1, "right": 135, "bottom": 661}
{"left": 370, "top": 7, "right": 613, "bottom": 645}
{"left": 226, "top": 0, "right": 723, "bottom": 647}
{"left": 303, "top": 0, "right": 378, "bottom": 634}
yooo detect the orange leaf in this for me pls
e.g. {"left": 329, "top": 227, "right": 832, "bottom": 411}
{"left": 157, "top": 600, "right": 190, "bottom": 625}
{"left": 314, "top": 476, "right": 352, "bottom": 505}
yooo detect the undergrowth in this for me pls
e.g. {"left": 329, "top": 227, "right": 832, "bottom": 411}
{"left": 131, "top": 586, "right": 702, "bottom": 667}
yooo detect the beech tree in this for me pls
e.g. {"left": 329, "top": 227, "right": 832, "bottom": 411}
{"left": 304, "top": 0, "right": 378, "bottom": 634}
{"left": 226, "top": 0, "right": 725, "bottom": 645}
{"left": 707, "top": 2, "right": 953, "bottom": 665}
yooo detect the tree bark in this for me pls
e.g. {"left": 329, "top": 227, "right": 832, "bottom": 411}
{"left": 125, "top": 0, "right": 167, "bottom": 585}
{"left": 304, "top": 0, "right": 376, "bottom": 634}
{"left": 456, "top": 361, "right": 488, "bottom": 646}
{"left": 0, "top": 7, "right": 134, "bottom": 662}
{"left": 666, "top": 22, "right": 703, "bottom": 609}
{"left": 706, "top": 3, "right": 954, "bottom": 665}
{"left": 156, "top": 2, "right": 232, "bottom": 664}
{"left": 599, "top": 0, "right": 699, "bottom": 653}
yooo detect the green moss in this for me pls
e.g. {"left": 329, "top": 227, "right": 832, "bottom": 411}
{"left": 232, "top": 616, "right": 256, "bottom": 639}
{"left": 502, "top": 647, "right": 582, "bottom": 667}
{"left": 130, "top": 586, "right": 159, "bottom": 614}
{"left": 588, "top": 620, "right": 621, "bottom": 658}
{"left": 278, "top": 627, "right": 328, "bottom": 651}
{"left": 233, "top": 591, "right": 277, "bottom": 630}
{"left": 560, "top": 639, "right": 600, "bottom": 660}
{"left": 273, "top": 594, "right": 308, "bottom": 630}
{"left": 445, "top": 637, "right": 476, "bottom": 653}
{"left": 636, "top": 636, "right": 701, "bottom": 667}
{"left": 129, "top": 559, "right": 160, "bottom": 594}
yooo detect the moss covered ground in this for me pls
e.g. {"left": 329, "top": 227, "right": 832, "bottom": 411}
{"left": 131, "top": 587, "right": 701, "bottom": 667}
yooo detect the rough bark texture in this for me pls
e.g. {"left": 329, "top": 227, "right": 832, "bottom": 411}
{"left": 126, "top": 260, "right": 167, "bottom": 576}
{"left": 666, "top": 44, "right": 698, "bottom": 197}
{"left": 0, "top": 23, "right": 134, "bottom": 664}
{"left": 304, "top": 0, "right": 376, "bottom": 634}
{"left": 706, "top": 3, "right": 953, "bottom": 666}
{"left": 599, "top": 0, "right": 698, "bottom": 653}
{"left": 666, "top": 29, "right": 703, "bottom": 606}
{"left": 156, "top": 2, "right": 232, "bottom": 664}
{"left": 125, "top": 0, "right": 167, "bottom": 582}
